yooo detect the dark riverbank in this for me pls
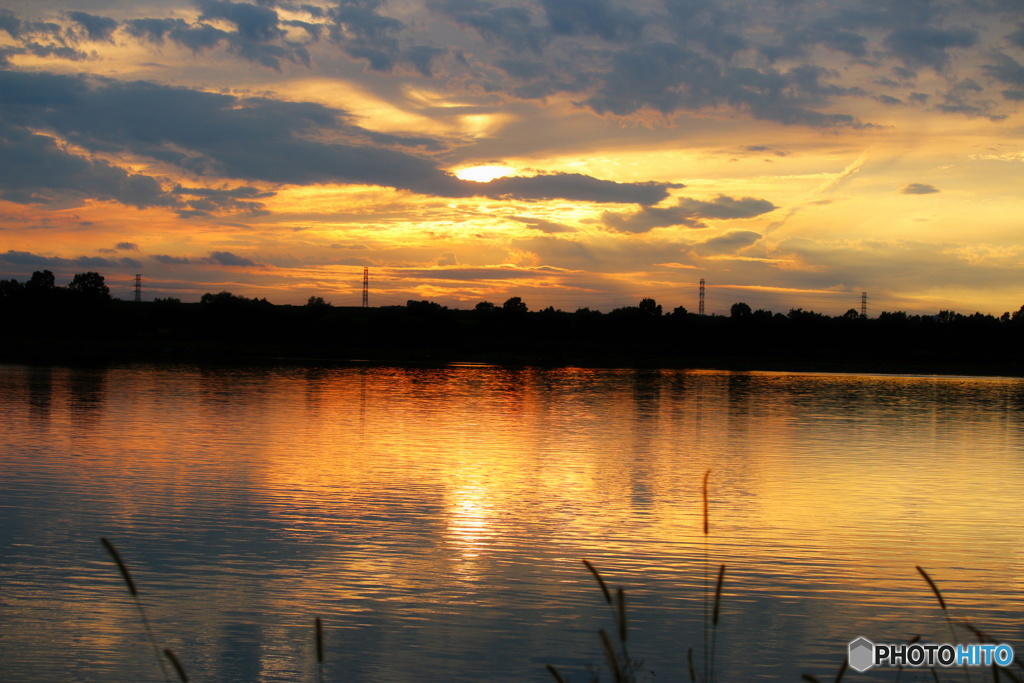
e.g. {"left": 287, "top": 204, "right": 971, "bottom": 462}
{"left": 3, "top": 297, "right": 1023, "bottom": 376}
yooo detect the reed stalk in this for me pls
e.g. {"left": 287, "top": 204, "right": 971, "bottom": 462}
{"left": 583, "top": 559, "right": 612, "bottom": 605}
{"left": 832, "top": 656, "right": 847, "bottom": 683}
{"left": 576, "top": 559, "right": 641, "bottom": 682}
{"left": 915, "top": 566, "right": 970, "bottom": 683}
{"left": 163, "top": 649, "right": 188, "bottom": 682}
{"left": 545, "top": 664, "right": 567, "bottom": 683}
{"left": 99, "top": 537, "right": 170, "bottom": 683}
{"left": 315, "top": 616, "right": 324, "bottom": 683}
{"left": 702, "top": 469, "right": 710, "bottom": 683}
{"left": 600, "top": 628, "right": 626, "bottom": 683}
{"left": 709, "top": 564, "right": 725, "bottom": 683}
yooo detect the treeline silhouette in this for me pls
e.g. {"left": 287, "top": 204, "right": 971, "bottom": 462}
{"left": 3, "top": 270, "right": 1024, "bottom": 374}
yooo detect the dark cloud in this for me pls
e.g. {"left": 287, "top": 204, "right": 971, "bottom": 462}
{"left": 0, "top": 9, "right": 22, "bottom": 38}
{"left": 116, "top": 242, "right": 139, "bottom": 251}
{"left": 327, "top": 1, "right": 404, "bottom": 40}
{"left": 402, "top": 45, "right": 447, "bottom": 77}
{"left": 602, "top": 195, "right": 777, "bottom": 233}
{"left": 471, "top": 174, "right": 679, "bottom": 205}
{"left": 0, "top": 249, "right": 141, "bottom": 269}
{"left": 428, "top": 0, "right": 548, "bottom": 53}
{"left": 540, "top": 0, "right": 646, "bottom": 42}
{"left": 1009, "top": 24, "right": 1024, "bottom": 48}
{"left": 198, "top": 1, "right": 283, "bottom": 42}
{"left": 0, "top": 70, "right": 677, "bottom": 205}
{"left": 936, "top": 78, "right": 1001, "bottom": 118}
{"left": 171, "top": 185, "right": 275, "bottom": 215}
{"left": 982, "top": 53, "right": 1024, "bottom": 101}
{"left": 581, "top": 42, "right": 865, "bottom": 127}
{"left": 211, "top": 250, "right": 257, "bottom": 266}
{"left": 126, "top": 18, "right": 231, "bottom": 52}
{"left": 0, "top": 120, "right": 175, "bottom": 209}
{"left": 126, "top": 5, "right": 307, "bottom": 70}
{"left": 883, "top": 26, "right": 978, "bottom": 72}
{"left": 172, "top": 185, "right": 276, "bottom": 200}
{"left": 153, "top": 251, "right": 258, "bottom": 267}
{"left": 901, "top": 183, "right": 940, "bottom": 194}
{"left": 323, "top": 0, "right": 407, "bottom": 71}
{"left": 66, "top": 11, "right": 118, "bottom": 42}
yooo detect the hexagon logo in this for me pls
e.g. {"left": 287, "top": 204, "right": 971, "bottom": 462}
{"left": 849, "top": 637, "right": 875, "bottom": 672}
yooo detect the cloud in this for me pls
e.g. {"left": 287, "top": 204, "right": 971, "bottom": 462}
{"left": 0, "top": 120, "right": 176, "bottom": 209}
{"left": 125, "top": 18, "right": 231, "bottom": 52}
{"left": 429, "top": 0, "right": 549, "bottom": 53}
{"left": 510, "top": 216, "right": 578, "bottom": 233}
{"left": 883, "top": 26, "right": 978, "bottom": 72}
{"left": 171, "top": 184, "right": 276, "bottom": 216}
{"left": 470, "top": 174, "right": 679, "bottom": 205}
{"left": 0, "top": 70, "right": 678, "bottom": 205}
{"left": 580, "top": 42, "right": 866, "bottom": 127}
{"left": 66, "top": 11, "right": 118, "bottom": 43}
{"left": 540, "top": 0, "right": 646, "bottom": 42}
{"left": 116, "top": 242, "right": 139, "bottom": 251}
{"left": 395, "top": 266, "right": 561, "bottom": 281}
{"left": 210, "top": 250, "right": 257, "bottom": 266}
{"left": 153, "top": 251, "right": 258, "bottom": 267}
{"left": 603, "top": 195, "right": 777, "bottom": 233}
{"left": 0, "top": 249, "right": 141, "bottom": 269}
{"left": 690, "top": 230, "right": 763, "bottom": 255}
{"left": 902, "top": 183, "right": 940, "bottom": 194}
{"left": 198, "top": 1, "right": 283, "bottom": 42}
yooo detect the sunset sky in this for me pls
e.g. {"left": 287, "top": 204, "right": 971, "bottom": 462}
{"left": 1, "top": 0, "right": 1023, "bottom": 314}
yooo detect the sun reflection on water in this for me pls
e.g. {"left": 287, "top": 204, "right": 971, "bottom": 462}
{"left": 1, "top": 365, "right": 1023, "bottom": 681}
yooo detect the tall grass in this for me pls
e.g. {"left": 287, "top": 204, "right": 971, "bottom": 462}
{"left": 100, "top": 537, "right": 173, "bottom": 683}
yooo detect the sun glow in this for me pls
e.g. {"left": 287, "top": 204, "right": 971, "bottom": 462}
{"left": 454, "top": 165, "right": 515, "bottom": 183}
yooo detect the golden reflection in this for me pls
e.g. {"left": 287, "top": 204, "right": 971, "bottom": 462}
{"left": 7, "top": 365, "right": 1021, "bottom": 661}
{"left": 444, "top": 482, "right": 497, "bottom": 559}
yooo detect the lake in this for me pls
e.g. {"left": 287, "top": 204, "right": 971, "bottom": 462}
{"left": 1, "top": 363, "right": 1022, "bottom": 682}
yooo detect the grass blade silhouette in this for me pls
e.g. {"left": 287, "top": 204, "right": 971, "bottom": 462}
{"left": 315, "top": 617, "right": 324, "bottom": 683}
{"left": 163, "top": 649, "right": 188, "bottom": 682}
{"left": 833, "top": 656, "right": 847, "bottom": 683}
{"left": 545, "top": 664, "right": 567, "bottom": 683}
{"left": 600, "top": 628, "right": 626, "bottom": 683}
{"left": 583, "top": 559, "right": 612, "bottom": 605}
{"left": 709, "top": 564, "right": 725, "bottom": 683}
{"left": 100, "top": 537, "right": 170, "bottom": 683}
{"left": 916, "top": 566, "right": 969, "bottom": 683}
{"left": 703, "top": 469, "right": 710, "bottom": 683}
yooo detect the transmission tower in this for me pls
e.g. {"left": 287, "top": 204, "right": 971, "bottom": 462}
{"left": 362, "top": 267, "right": 369, "bottom": 308}
{"left": 134, "top": 274, "right": 142, "bottom": 302}
{"left": 860, "top": 291, "right": 867, "bottom": 319}
{"left": 699, "top": 278, "right": 706, "bottom": 316}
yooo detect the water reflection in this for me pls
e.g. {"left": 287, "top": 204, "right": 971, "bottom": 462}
{"left": 0, "top": 364, "right": 1022, "bottom": 682}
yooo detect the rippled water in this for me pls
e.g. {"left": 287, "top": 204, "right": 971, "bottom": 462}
{"left": 1, "top": 363, "right": 1022, "bottom": 682}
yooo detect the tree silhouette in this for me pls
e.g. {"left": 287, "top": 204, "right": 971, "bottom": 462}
{"left": 502, "top": 296, "right": 528, "bottom": 314}
{"left": 306, "top": 296, "right": 331, "bottom": 308}
{"left": 68, "top": 272, "right": 111, "bottom": 300}
{"left": 730, "top": 302, "right": 752, "bottom": 319}
{"left": 26, "top": 270, "right": 56, "bottom": 292}
{"left": 639, "top": 298, "right": 663, "bottom": 316}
